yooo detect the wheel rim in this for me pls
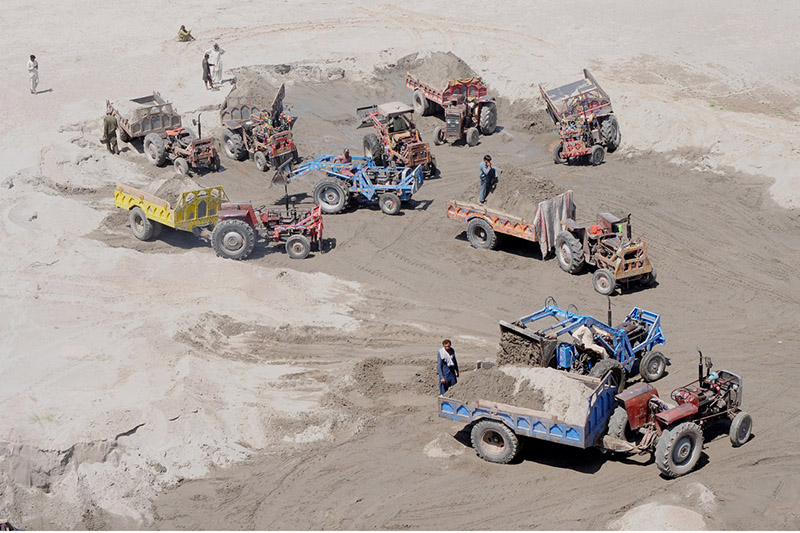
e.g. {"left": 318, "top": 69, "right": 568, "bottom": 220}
{"left": 222, "top": 230, "right": 245, "bottom": 253}
{"left": 473, "top": 227, "right": 488, "bottom": 244}
{"left": 225, "top": 139, "right": 236, "bottom": 156}
{"left": 383, "top": 198, "right": 396, "bottom": 211}
{"left": 147, "top": 144, "right": 157, "bottom": 160}
{"left": 673, "top": 435, "right": 695, "bottom": 465}
{"left": 481, "top": 429, "right": 506, "bottom": 456}
{"left": 290, "top": 241, "right": 305, "bottom": 255}
{"left": 558, "top": 243, "right": 571, "bottom": 267}
{"left": 737, "top": 418, "right": 750, "bottom": 441}
{"left": 133, "top": 212, "right": 145, "bottom": 232}
{"left": 596, "top": 274, "right": 612, "bottom": 292}
{"left": 321, "top": 186, "right": 340, "bottom": 206}
{"left": 647, "top": 357, "right": 661, "bottom": 376}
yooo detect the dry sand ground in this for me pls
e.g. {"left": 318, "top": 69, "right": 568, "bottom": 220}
{"left": 1, "top": 0, "right": 799, "bottom": 530}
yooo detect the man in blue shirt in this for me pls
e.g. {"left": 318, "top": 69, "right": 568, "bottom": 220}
{"left": 437, "top": 339, "right": 460, "bottom": 395}
{"left": 479, "top": 154, "right": 495, "bottom": 204}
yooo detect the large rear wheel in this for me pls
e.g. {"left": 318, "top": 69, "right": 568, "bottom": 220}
{"left": 656, "top": 422, "right": 703, "bottom": 478}
{"left": 221, "top": 128, "right": 245, "bottom": 160}
{"left": 470, "top": 420, "right": 519, "bottom": 464}
{"left": 363, "top": 133, "right": 383, "bottom": 165}
{"left": 313, "top": 180, "right": 347, "bottom": 214}
{"left": 211, "top": 219, "right": 255, "bottom": 260}
{"left": 466, "top": 218, "right": 498, "bottom": 250}
{"left": 143, "top": 133, "right": 166, "bottom": 166}
{"left": 589, "top": 359, "right": 626, "bottom": 392}
{"left": 129, "top": 206, "right": 155, "bottom": 241}
{"left": 555, "top": 231, "right": 584, "bottom": 274}
{"left": 479, "top": 102, "right": 497, "bottom": 135}
{"left": 601, "top": 115, "right": 621, "bottom": 153}
{"left": 413, "top": 90, "right": 430, "bottom": 116}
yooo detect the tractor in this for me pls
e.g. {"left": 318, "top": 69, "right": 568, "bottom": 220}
{"left": 405, "top": 74, "right": 497, "bottom": 147}
{"left": 540, "top": 69, "right": 621, "bottom": 166}
{"left": 498, "top": 298, "right": 668, "bottom": 392}
{"left": 357, "top": 102, "right": 437, "bottom": 176}
{"left": 605, "top": 350, "right": 752, "bottom": 478}
{"left": 555, "top": 212, "right": 655, "bottom": 295}
{"left": 219, "top": 83, "right": 299, "bottom": 171}
{"left": 107, "top": 92, "right": 220, "bottom": 175}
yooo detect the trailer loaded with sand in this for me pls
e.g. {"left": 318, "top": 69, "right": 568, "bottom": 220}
{"left": 439, "top": 356, "right": 752, "bottom": 478}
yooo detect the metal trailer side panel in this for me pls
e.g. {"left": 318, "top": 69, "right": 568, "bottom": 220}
{"left": 438, "top": 372, "right": 616, "bottom": 449}
{"left": 445, "top": 201, "right": 539, "bottom": 242}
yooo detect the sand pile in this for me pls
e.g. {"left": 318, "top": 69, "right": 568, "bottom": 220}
{"left": 146, "top": 175, "right": 202, "bottom": 203}
{"left": 463, "top": 166, "right": 563, "bottom": 221}
{"left": 497, "top": 330, "right": 553, "bottom": 366}
{"left": 445, "top": 366, "right": 592, "bottom": 425}
{"left": 399, "top": 51, "right": 478, "bottom": 89}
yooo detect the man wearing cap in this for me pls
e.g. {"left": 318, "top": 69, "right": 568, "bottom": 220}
{"left": 479, "top": 154, "right": 495, "bottom": 204}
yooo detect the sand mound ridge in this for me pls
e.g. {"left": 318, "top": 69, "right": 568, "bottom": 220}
{"left": 399, "top": 51, "right": 478, "bottom": 89}
{"left": 445, "top": 366, "right": 593, "bottom": 425}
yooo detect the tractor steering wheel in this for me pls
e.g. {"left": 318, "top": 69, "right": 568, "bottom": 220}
{"left": 671, "top": 387, "right": 698, "bottom": 406}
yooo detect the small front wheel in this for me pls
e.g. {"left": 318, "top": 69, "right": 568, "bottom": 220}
{"left": 470, "top": 420, "right": 519, "bottom": 464}
{"left": 639, "top": 351, "right": 667, "bottom": 383}
{"left": 285, "top": 234, "right": 311, "bottom": 260}
{"left": 254, "top": 151, "right": 268, "bottom": 172}
{"left": 553, "top": 143, "right": 566, "bottom": 164}
{"left": 433, "top": 126, "right": 446, "bottom": 146}
{"left": 590, "top": 144, "right": 605, "bottom": 166}
{"left": 729, "top": 412, "right": 752, "bottom": 447}
{"left": 173, "top": 157, "right": 189, "bottom": 175}
{"left": 465, "top": 127, "right": 480, "bottom": 147}
{"left": 379, "top": 192, "right": 401, "bottom": 215}
{"left": 593, "top": 268, "right": 616, "bottom": 295}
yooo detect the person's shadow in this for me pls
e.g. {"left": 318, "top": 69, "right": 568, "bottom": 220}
{"left": 34, "top": 88, "right": 54, "bottom": 94}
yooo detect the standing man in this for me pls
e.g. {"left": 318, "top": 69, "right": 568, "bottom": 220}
{"left": 437, "top": 339, "right": 460, "bottom": 395}
{"left": 479, "top": 154, "right": 495, "bottom": 205}
{"left": 27, "top": 55, "right": 39, "bottom": 94}
{"left": 206, "top": 43, "right": 225, "bottom": 85}
{"left": 102, "top": 110, "right": 120, "bottom": 155}
{"left": 202, "top": 53, "right": 214, "bottom": 90}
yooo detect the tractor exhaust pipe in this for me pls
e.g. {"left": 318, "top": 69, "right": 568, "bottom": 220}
{"left": 698, "top": 349, "right": 704, "bottom": 382}
{"left": 607, "top": 296, "right": 613, "bottom": 326}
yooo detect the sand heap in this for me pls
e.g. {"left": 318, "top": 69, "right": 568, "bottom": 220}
{"left": 146, "top": 175, "right": 203, "bottom": 203}
{"left": 445, "top": 366, "right": 592, "bottom": 425}
{"left": 462, "top": 166, "right": 563, "bottom": 221}
{"left": 399, "top": 51, "right": 478, "bottom": 89}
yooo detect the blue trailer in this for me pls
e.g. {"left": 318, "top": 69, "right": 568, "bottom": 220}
{"left": 438, "top": 372, "right": 617, "bottom": 464}
{"left": 285, "top": 155, "right": 424, "bottom": 215}
{"left": 498, "top": 300, "right": 666, "bottom": 390}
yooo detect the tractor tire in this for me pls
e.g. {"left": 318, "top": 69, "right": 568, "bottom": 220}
{"left": 589, "top": 359, "right": 626, "bottom": 392}
{"left": 221, "top": 129, "right": 245, "bottom": 160}
{"left": 129, "top": 206, "right": 156, "bottom": 241}
{"left": 593, "top": 268, "right": 616, "bottom": 296}
{"left": 639, "top": 351, "right": 667, "bottom": 383}
{"left": 466, "top": 218, "right": 498, "bottom": 250}
{"left": 601, "top": 115, "right": 621, "bottom": 153}
{"left": 291, "top": 149, "right": 300, "bottom": 163}
{"left": 285, "top": 234, "right": 311, "bottom": 260}
{"left": 729, "top": 412, "right": 752, "bottom": 447}
{"left": 254, "top": 151, "right": 268, "bottom": 172}
{"left": 143, "top": 133, "right": 166, "bottom": 167}
{"left": 118, "top": 128, "right": 131, "bottom": 143}
{"left": 470, "top": 420, "right": 519, "bottom": 464}
{"left": 479, "top": 102, "right": 498, "bottom": 135}
{"left": 646, "top": 267, "right": 658, "bottom": 287}
{"left": 413, "top": 90, "right": 430, "bottom": 116}
{"left": 466, "top": 127, "right": 480, "bottom": 147}
{"left": 553, "top": 143, "right": 566, "bottom": 164}
{"left": 590, "top": 144, "right": 605, "bottom": 166}
{"left": 313, "top": 180, "right": 347, "bottom": 214}
{"left": 173, "top": 157, "right": 189, "bottom": 175}
{"left": 363, "top": 133, "right": 383, "bottom": 164}
{"left": 211, "top": 219, "right": 255, "bottom": 260}
{"left": 433, "top": 126, "right": 446, "bottom": 146}
{"left": 607, "top": 406, "right": 633, "bottom": 443}
{"left": 655, "top": 422, "right": 703, "bottom": 478}
{"left": 555, "top": 231, "right": 585, "bottom": 274}
{"left": 379, "top": 192, "right": 401, "bottom": 215}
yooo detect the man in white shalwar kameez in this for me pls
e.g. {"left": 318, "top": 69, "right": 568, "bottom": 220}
{"left": 206, "top": 43, "right": 225, "bottom": 84}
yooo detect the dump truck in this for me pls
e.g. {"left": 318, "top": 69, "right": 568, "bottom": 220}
{"left": 540, "top": 69, "right": 621, "bottom": 165}
{"left": 107, "top": 92, "right": 220, "bottom": 174}
{"left": 113, "top": 183, "right": 322, "bottom": 260}
{"left": 439, "top": 351, "right": 751, "bottom": 478}
{"left": 405, "top": 74, "right": 497, "bottom": 146}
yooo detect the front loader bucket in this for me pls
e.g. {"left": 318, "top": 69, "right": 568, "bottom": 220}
{"left": 497, "top": 320, "right": 557, "bottom": 367}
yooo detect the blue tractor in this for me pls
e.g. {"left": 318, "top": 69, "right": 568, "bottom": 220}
{"left": 283, "top": 155, "right": 424, "bottom": 215}
{"left": 498, "top": 297, "right": 667, "bottom": 391}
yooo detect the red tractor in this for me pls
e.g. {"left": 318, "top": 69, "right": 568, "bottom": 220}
{"left": 220, "top": 83, "right": 299, "bottom": 171}
{"left": 357, "top": 102, "right": 437, "bottom": 176}
{"left": 605, "top": 351, "right": 752, "bottom": 478}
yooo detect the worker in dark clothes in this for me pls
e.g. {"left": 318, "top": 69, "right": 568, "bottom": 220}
{"left": 437, "top": 339, "right": 459, "bottom": 395}
{"left": 202, "top": 53, "right": 214, "bottom": 90}
{"left": 102, "top": 110, "right": 119, "bottom": 154}
{"left": 479, "top": 154, "right": 495, "bottom": 205}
